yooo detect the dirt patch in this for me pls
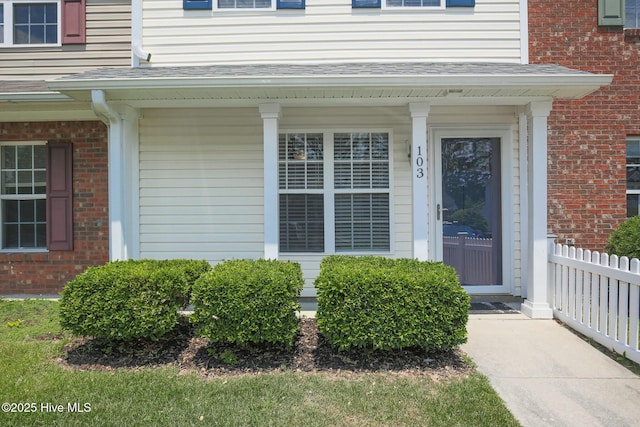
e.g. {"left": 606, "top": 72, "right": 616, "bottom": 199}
{"left": 58, "top": 318, "right": 473, "bottom": 380}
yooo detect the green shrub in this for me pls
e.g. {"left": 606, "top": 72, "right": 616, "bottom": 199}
{"left": 315, "top": 256, "right": 470, "bottom": 352}
{"left": 59, "top": 259, "right": 211, "bottom": 341}
{"left": 191, "top": 259, "right": 303, "bottom": 349}
{"left": 606, "top": 216, "right": 640, "bottom": 260}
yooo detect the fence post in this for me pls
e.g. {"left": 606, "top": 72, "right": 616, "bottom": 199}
{"left": 547, "top": 234, "right": 557, "bottom": 312}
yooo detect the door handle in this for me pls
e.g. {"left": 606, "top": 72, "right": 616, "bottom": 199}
{"left": 437, "top": 204, "right": 448, "bottom": 221}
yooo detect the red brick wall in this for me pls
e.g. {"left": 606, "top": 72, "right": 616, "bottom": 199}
{"left": 0, "top": 121, "right": 109, "bottom": 293}
{"left": 529, "top": 0, "right": 640, "bottom": 250}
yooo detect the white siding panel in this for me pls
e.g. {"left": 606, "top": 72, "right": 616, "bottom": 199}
{"left": 139, "top": 108, "right": 264, "bottom": 263}
{"left": 142, "top": 0, "right": 523, "bottom": 65}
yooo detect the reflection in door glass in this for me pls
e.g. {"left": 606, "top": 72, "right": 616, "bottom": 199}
{"left": 441, "top": 138, "right": 502, "bottom": 286}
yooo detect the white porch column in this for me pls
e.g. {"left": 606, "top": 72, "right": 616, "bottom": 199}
{"left": 91, "top": 90, "right": 127, "bottom": 261}
{"left": 409, "top": 102, "right": 430, "bottom": 261}
{"left": 521, "top": 100, "right": 554, "bottom": 319}
{"left": 259, "top": 103, "right": 282, "bottom": 260}
{"left": 121, "top": 106, "right": 140, "bottom": 259}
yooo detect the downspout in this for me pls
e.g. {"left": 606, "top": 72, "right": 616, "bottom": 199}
{"left": 520, "top": 0, "right": 529, "bottom": 64}
{"left": 92, "top": 89, "right": 127, "bottom": 261}
{"left": 131, "top": 0, "right": 151, "bottom": 67}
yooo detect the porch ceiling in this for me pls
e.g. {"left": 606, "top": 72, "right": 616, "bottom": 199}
{"left": 45, "top": 62, "right": 613, "bottom": 108}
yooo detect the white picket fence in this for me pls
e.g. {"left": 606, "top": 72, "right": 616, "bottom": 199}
{"left": 548, "top": 243, "right": 640, "bottom": 364}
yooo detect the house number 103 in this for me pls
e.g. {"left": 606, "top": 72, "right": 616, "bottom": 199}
{"left": 415, "top": 146, "right": 425, "bottom": 179}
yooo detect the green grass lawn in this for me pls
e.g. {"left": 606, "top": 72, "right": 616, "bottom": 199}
{"left": 0, "top": 299, "right": 520, "bottom": 427}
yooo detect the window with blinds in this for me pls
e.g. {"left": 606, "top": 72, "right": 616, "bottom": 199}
{"left": 278, "top": 131, "right": 391, "bottom": 253}
{"left": 279, "top": 133, "right": 325, "bottom": 252}
{"left": 334, "top": 133, "right": 390, "bottom": 251}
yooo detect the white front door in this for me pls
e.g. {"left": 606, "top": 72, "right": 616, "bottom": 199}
{"left": 431, "top": 129, "right": 512, "bottom": 294}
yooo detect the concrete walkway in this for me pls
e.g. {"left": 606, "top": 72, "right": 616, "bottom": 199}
{"left": 462, "top": 313, "right": 640, "bottom": 427}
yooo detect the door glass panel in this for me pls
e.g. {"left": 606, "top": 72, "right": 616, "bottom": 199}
{"left": 441, "top": 138, "right": 502, "bottom": 286}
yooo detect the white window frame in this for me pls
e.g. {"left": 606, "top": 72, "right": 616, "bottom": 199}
{"left": 0, "top": 141, "right": 48, "bottom": 252}
{"left": 383, "top": 0, "right": 444, "bottom": 10}
{"left": 278, "top": 129, "right": 394, "bottom": 255}
{"left": 0, "top": 0, "right": 61, "bottom": 47}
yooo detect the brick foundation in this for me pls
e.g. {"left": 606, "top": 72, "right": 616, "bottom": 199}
{"left": 0, "top": 121, "right": 109, "bottom": 294}
{"left": 529, "top": 0, "right": 640, "bottom": 250}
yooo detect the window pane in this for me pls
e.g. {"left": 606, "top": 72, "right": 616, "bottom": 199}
{"left": 627, "top": 0, "right": 640, "bottom": 28}
{"left": 279, "top": 133, "right": 324, "bottom": 190}
{"left": 20, "top": 224, "right": 35, "bottom": 248}
{"left": 45, "top": 23, "right": 57, "bottom": 44}
{"left": 34, "top": 170, "right": 46, "bottom": 194}
{"left": 17, "top": 170, "right": 33, "bottom": 194}
{"left": 36, "top": 223, "right": 46, "bottom": 247}
{"left": 14, "top": 5, "right": 29, "bottom": 24}
{"left": 31, "top": 25, "right": 45, "bottom": 44}
{"left": 31, "top": 4, "right": 45, "bottom": 22}
{"left": 14, "top": 26, "right": 29, "bottom": 44}
{"left": 17, "top": 145, "right": 32, "bottom": 169}
{"left": 279, "top": 194, "right": 324, "bottom": 252}
{"left": 20, "top": 200, "right": 35, "bottom": 222}
{"left": 0, "top": 6, "right": 4, "bottom": 44}
{"left": 627, "top": 194, "right": 639, "bottom": 217}
{"left": 3, "top": 224, "right": 18, "bottom": 248}
{"left": 34, "top": 145, "right": 46, "bottom": 169}
{"left": 2, "top": 171, "right": 16, "bottom": 195}
{"left": 334, "top": 133, "right": 389, "bottom": 190}
{"left": 371, "top": 133, "right": 389, "bottom": 160}
{"left": 35, "top": 199, "right": 46, "bottom": 222}
{"left": 2, "top": 146, "right": 16, "bottom": 169}
{"left": 335, "top": 193, "right": 389, "bottom": 251}
{"left": 3, "top": 200, "right": 18, "bottom": 223}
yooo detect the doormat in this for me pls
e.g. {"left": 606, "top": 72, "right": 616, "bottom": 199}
{"left": 469, "top": 302, "right": 520, "bottom": 314}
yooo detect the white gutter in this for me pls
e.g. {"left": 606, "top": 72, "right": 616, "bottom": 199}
{"left": 50, "top": 74, "right": 613, "bottom": 91}
{"left": 0, "top": 92, "right": 70, "bottom": 102}
{"left": 91, "top": 89, "right": 126, "bottom": 261}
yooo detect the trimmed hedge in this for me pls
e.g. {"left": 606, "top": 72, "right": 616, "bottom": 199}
{"left": 191, "top": 259, "right": 303, "bottom": 349}
{"left": 315, "top": 256, "right": 470, "bottom": 352}
{"left": 605, "top": 215, "right": 640, "bottom": 260}
{"left": 59, "top": 259, "right": 211, "bottom": 341}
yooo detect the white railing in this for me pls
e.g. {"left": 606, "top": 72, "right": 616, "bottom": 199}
{"left": 549, "top": 243, "right": 640, "bottom": 364}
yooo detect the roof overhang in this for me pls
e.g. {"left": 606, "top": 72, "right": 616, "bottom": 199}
{"left": 14, "top": 63, "right": 617, "bottom": 109}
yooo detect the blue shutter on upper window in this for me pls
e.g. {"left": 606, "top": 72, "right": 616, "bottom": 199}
{"left": 277, "top": 0, "right": 305, "bottom": 8}
{"left": 352, "top": 0, "right": 381, "bottom": 8}
{"left": 446, "top": 0, "right": 475, "bottom": 6}
{"left": 183, "top": 0, "right": 212, "bottom": 10}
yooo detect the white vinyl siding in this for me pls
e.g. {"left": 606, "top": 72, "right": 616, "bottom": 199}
{"left": 0, "top": 0, "right": 131, "bottom": 79}
{"left": 138, "top": 108, "right": 264, "bottom": 261}
{"left": 143, "top": 0, "right": 523, "bottom": 65}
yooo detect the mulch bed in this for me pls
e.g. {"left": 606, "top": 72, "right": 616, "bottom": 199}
{"left": 58, "top": 318, "right": 473, "bottom": 380}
